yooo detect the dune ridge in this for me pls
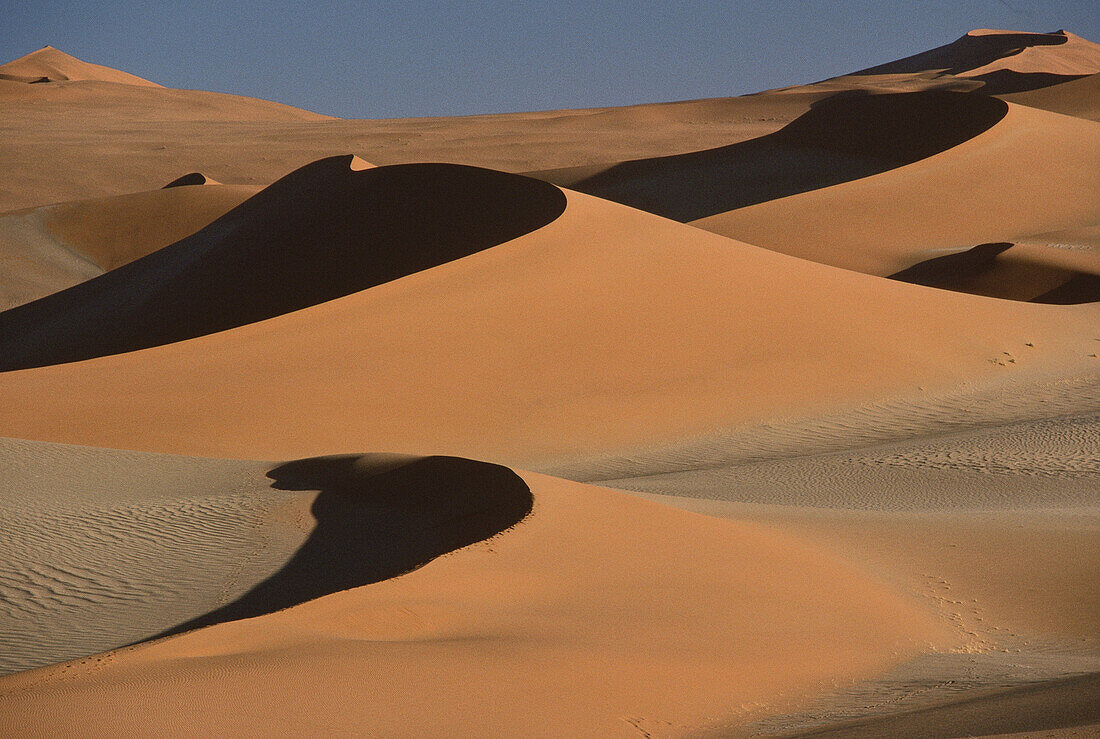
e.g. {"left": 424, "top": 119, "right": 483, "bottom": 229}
{"left": 0, "top": 441, "right": 952, "bottom": 736}
{"left": 0, "top": 180, "right": 1094, "bottom": 467}
{"left": 533, "top": 91, "right": 1008, "bottom": 222}
{"left": 692, "top": 100, "right": 1100, "bottom": 280}
{"left": 0, "top": 46, "right": 161, "bottom": 87}
{"left": 0, "top": 28, "right": 1097, "bottom": 737}
{"left": 0, "top": 156, "right": 566, "bottom": 370}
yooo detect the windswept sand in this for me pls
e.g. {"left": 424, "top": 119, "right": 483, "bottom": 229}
{"left": 1, "top": 171, "right": 1096, "bottom": 463}
{"left": 0, "top": 28, "right": 1097, "bottom": 737}
{"left": 0, "top": 454, "right": 950, "bottom": 737}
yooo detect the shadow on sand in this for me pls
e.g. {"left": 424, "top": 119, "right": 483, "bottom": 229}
{"left": 147, "top": 454, "right": 533, "bottom": 640}
{"left": 888, "top": 242, "right": 1100, "bottom": 304}
{"left": 540, "top": 91, "right": 1008, "bottom": 222}
{"left": 0, "top": 158, "right": 568, "bottom": 371}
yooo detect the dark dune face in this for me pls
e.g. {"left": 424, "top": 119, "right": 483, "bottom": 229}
{"left": 856, "top": 30, "right": 1071, "bottom": 77}
{"left": 0, "top": 157, "right": 568, "bottom": 370}
{"left": 150, "top": 455, "right": 533, "bottom": 640}
{"left": 889, "top": 242, "right": 1100, "bottom": 304}
{"left": 544, "top": 91, "right": 1007, "bottom": 222}
{"left": 162, "top": 172, "right": 212, "bottom": 188}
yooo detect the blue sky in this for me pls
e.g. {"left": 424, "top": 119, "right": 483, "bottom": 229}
{"left": 2, "top": 1, "right": 1097, "bottom": 118}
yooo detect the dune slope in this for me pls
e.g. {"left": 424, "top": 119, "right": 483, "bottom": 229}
{"left": 0, "top": 174, "right": 1095, "bottom": 465}
{"left": 692, "top": 100, "right": 1100, "bottom": 282}
{"left": 0, "top": 443, "right": 951, "bottom": 736}
{"left": 0, "top": 183, "right": 259, "bottom": 310}
{"left": 0, "top": 46, "right": 160, "bottom": 87}
{"left": 0, "top": 156, "right": 565, "bottom": 369}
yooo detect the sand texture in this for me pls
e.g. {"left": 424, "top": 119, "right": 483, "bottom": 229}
{"left": 1, "top": 27, "right": 1097, "bottom": 737}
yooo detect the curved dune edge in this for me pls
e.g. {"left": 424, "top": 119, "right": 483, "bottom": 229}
{"left": 41, "top": 183, "right": 261, "bottom": 270}
{"left": 0, "top": 46, "right": 161, "bottom": 87}
{"left": 531, "top": 91, "right": 1009, "bottom": 223}
{"left": 0, "top": 187, "right": 1096, "bottom": 465}
{"left": 0, "top": 156, "right": 566, "bottom": 370}
{"left": 0, "top": 466, "right": 954, "bottom": 736}
{"left": 692, "top": 101, "right": 1100, "bottom": 278}
{"left": 0, "top": 183, "right": 259, "bottom": 311}
{"left": 162, "top": 172, "right": 221, "bottom": 188}
{"left": 0, "top": 438, "right": 531, "bottom": 675}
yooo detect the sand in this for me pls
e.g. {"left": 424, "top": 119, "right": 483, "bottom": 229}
{"left": 1, "top": 27, "right": 1097, "bottom": 737}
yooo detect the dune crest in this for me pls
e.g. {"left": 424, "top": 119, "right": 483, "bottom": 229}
{"left": 0, "top": 156, "right": 567, "bottom": 370}
{"left": 534, "top": 91, "right": 1008, "bottom": 222}
{"left": 854, "top": 29, "right": 1100, "bottom": 93}
{"left": 0, "top": 46, "right": 161, "bottom": 87}
{"left": 0, "top": 444, "right": 951, "bottom": 736}
{"left": 162, "top": 172, "right": 221, "bottom": 187}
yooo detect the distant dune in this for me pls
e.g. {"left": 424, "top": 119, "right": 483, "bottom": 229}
{"left": 0, "top": 46, "right": 161, "bottom": 87}
{"left": 162, "top": 172, "right": 221, "bottom": 187}
{"left": 532, "top": 91, "right": 1009, "bottom": 222}
{"left": 0, "top": 168, "right": 1094, "bottom": 465}
{"left": 854, "top": 29, "right": 1100, "bottom": 93}
{"left": 0, "top": 29, "right": 1097, "bottom": 737}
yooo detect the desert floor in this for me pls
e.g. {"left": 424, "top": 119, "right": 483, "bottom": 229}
{"left": 1, "top": 30, "right": 1098, "bottom": 737}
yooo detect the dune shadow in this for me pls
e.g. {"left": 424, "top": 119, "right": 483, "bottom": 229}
{"left": 544, "top": 91, "right": 1007, "bottom": 222}
{"left": 789, "top": 671, "right": 1100, "bottom": 738}
{"left": 857, "top": 30, "right": 1071, "bottom": 78}
{"left": 969, "top": 69, "right": 1089, "bottom": 95}
{"left": 162, "top": 172, "right": 211, "bottom": 188}
{"left": 147, "top": 455, "right": 532, "bottom": 641}
{"left": 888, "top": 242, "right": 1099, "bottom": 304}
{"left": 0, "top": 158, "right": 568, "bottom": 371}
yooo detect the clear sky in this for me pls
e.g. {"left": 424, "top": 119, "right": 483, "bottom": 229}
{"left": 2, "top": 1, "right": 1097, "bottom": 119}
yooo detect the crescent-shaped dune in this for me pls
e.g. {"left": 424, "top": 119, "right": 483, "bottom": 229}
{"left": 532, "top": 91, "right": 1009, "bottom": 222}
{"left": 691, "top": 100, "right": 1100, "bottom": 282}
{"left": 0, "top": 169, "right": 1094, "bottom": 465}
{"left": 0, "top": 156, "right": 566, "bottom": 370}
{"left": 0, "top": 438, "right": 951, "bottom": 736}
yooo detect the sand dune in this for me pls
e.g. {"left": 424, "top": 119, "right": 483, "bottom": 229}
{"left": 0, "top": 172, "right": 1095, "bottom": 465}
{"left": 0, "top": 183, "right": 258, "bottom": 310}
{"left": 692, "top": 100, "right": 1100, "bottom": 280}
{"left": 853, "top": 29, "right": 1100, "bottom": 93}
{"left": 0, "top": 440, "right": 950, "bottom": 736}
{"left": 0, "top": 438, "right": 530, "bottom": 675}
{"left": 0, "top": 29, "right": 1097, "bottom": 737}
{"left": 0, "top": 156, "right": 565, "bottom": 369}
{"left": 537, "top": 94, "right": 1100, "bottom": 303}
{"left": 533, "top": 91, "right": 1008, "bottom": 222}
{"left": 0, "top": 46, "right": 161, "bottom": 87}
{"left": 162, "top": 172, "right": 221, "bottom": 187}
